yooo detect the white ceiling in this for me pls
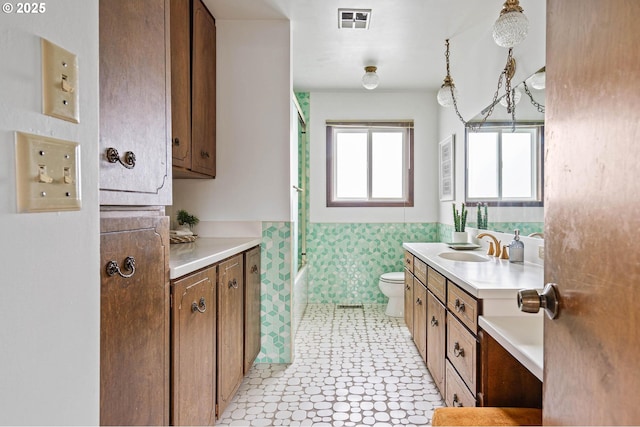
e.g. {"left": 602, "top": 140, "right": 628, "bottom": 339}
{"left": 203, "top": 0, "right": 543, "bottom": 92}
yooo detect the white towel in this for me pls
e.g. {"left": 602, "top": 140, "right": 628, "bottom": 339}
{"left": 170, "top": 229, "right": 193, "bottom": 237}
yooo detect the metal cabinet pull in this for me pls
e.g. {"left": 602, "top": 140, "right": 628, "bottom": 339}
{"left": 415, "top": 297, "right": 422, "bottom": 305}
{"left": 106, "top": 147, "right": 136, "bottom": 169}
{"left": 430, "top": 316, "right": 438, "bottom": 327}
{"left": 105, "top": 256, "right": 136, "bottom": 278}
{"left": 201, "top": 150, "right": 210, "bottom": 158}
{"left": 173, "top": 137, "right": 180, "bottom": 146}
{"left": 250, "top": 264, "right": 258, "bottom": 274}
{"left": 405, "top": 284, "right": 411, "bottom": 291}
{"left": 191, "top": 297, "right": 206, "bottom": 313}
{"left": 454, "top": 298, "right": 465, "bottom": 313}
{"left": 452, "top": 394, "right": 463, "bottom": 407}
{"left": 228, "top": 278, "right": 238, "bottom": 289}
{"left": 453, "top": 341, "right": 465, "bottom": 358}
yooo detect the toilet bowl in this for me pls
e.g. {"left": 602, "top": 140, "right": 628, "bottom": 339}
{"left": 379, "top": 272, "right": 405, "bottom": 317}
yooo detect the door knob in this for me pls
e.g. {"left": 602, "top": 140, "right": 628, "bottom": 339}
{"left": 518, "top": 283, "right": 559, "bottom": 319}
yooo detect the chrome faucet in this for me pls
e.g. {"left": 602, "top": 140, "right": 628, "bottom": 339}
{"left": 477, "top": 232, "right": 501, "bottom": 257}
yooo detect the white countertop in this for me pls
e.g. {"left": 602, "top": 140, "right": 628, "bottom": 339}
{"left": 403, "top": 242, "right": 543, "bottom": 299}
{"left": 479, "top": 315, "right": 544, "bottom": 381}
{"left": 169, "top": 237, "right": 262, "bottom": 279}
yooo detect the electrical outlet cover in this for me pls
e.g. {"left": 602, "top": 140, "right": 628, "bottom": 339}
{"left": 15, "top": 132, "right": 81, "bottom": 212}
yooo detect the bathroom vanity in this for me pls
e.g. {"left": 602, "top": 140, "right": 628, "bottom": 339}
{"left": 403, "top": 242, "right": 543, "bottom": 409}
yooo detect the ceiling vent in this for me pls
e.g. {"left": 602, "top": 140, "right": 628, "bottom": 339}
{"left": 338, "top": 9, "right": 371, "bottom": 29}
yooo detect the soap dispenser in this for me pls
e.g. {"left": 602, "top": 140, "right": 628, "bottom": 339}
{"left": 509, "top": 229, "right": 524, "bottom": 263}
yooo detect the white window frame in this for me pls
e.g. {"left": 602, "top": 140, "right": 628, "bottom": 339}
{"left": 465, "top": 123, "right": 543, "bottom": 206}
{"left": 326, "top": 122, "right": 414, "bottom": 207}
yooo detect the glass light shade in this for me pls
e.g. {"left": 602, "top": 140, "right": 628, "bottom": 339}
{"left": 437, "top": 84, "right": 458, "bottom": 108}
{"left": 499, "top": 87, "right": 522, "bottom": 107}
{"left": 493, "top": 10, "right": 529, "bottom": 48}
{"left": 530, "top": 71, "right": 546, "bottom": 90}
{"left": 362, "top": 68, "right": 379, "bottom": 90}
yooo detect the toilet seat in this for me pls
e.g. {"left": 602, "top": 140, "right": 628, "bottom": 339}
{"left": 380, "top": 271, "right": 404, "bottom": 283}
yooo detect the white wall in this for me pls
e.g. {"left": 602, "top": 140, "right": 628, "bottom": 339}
{"left": 437, "top": 0, "right": 546, "bottom": 226}
{"left": 310, "top": 91, "right": 438, "bottom": 223}
{"left": 0, "top": 1, "right": 100, "bottom": 424}
{"left": 172, "top": 19, "right": 292, "bottom": 223}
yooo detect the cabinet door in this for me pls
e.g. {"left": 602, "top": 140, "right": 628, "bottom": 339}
{"left": 404, "top": 271, "right": 414, "bottom": 336}
{"left": 217, "top": 254, "right": 244, "bottom": 418}
{"left": 171, "top": 267, "right": 216, "bottom": 426}
{"left": 244, "top": 246, "right": 261, "bottom": 374}
{"left": 99, "top": 0, "right": 172, "bottom": 205}
{"left": 413, "top": 280, "right": 427, "bottom": 362}
{"left": 100, "top": 216, "right": 169, "bottom": 426}
{"left": 191, "top": 0, "right": 216, "bottom": 177}
{"left": 170, "top": 0, "right": 192, "bottom": 169}
{"left": 427, "top": 291, "right": 446, "bottom": 395}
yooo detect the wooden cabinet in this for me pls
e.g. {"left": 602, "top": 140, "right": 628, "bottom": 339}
{"left": 427, "top": 291, "right": 446, "bottom": 395}
{"left": 217, "top": 254, "right": 244, "bottom": 418}
{"left": 244, "top": 246, "right": 261, "bottom": 374}
{"left": 404, "top": 272, "right": 414, "bottom": 336}
{"left": 99, "top": 0, "right": 172, "bottom": 205}
{"left": 413, "top": 280, "right": 427, "bottom": 362}
{"left": 171, "top": 266, "right": 216, "bottom": 426}
{"left": 171, "top": 0, "right": 217, "bottom": 178}
{"left": 100, "top": 215, "right": 169, "bottom": 425}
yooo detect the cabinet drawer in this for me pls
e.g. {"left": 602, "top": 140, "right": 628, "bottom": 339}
{"left": 445, "top": 360, "right": 476, "bottom": 408}
{"left": 427, "top": 267, "right": 446, "bottom": 303}
{"left": 414, "top": 258, "right": 427, "bottom": 285}
{"left": 447, "top": 282, "right": 479, "bottom": 333}
{"left": 447, "top": 315, "right": 478, "bottom": 394}
{"left": 404, "top": 250, "right": 414, "bottom": 273}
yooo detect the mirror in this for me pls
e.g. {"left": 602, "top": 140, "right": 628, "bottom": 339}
{"left": 465, "top": 69, "right": 545, "bottom": 236}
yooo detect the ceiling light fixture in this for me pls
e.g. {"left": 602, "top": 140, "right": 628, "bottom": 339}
{"left": 437, "top": 0, "right": 530, "bottom": 127}
{"left": 362, "top": 66, "right": 379, "bottom": 90}
{"left": 529, "top": 69, "right": 546, "bottom": 90}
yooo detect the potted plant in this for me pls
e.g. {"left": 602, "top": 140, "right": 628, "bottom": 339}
{"left": 452, "top": 203, "right": 468, "bottom": 243}
{"left": 176, "top": 209, "right": 199, "bottom": 231}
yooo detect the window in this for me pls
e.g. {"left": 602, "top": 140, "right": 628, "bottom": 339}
{"left": 465, "top": 123, "right": 543, "bottom": 206}
{"left": 326, "top": 122, "right": 414, "bottom": 207}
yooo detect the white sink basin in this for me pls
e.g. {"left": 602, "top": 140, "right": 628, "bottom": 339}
{"left": 438, "top": 251, "right": 489, "bottom": 262}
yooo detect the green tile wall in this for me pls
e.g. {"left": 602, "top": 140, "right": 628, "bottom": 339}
{"left": 307, "top": 223, "right": 438, "bottom": 304}
{"left": 256, "top": 221, "right": 292, "bottom": 363}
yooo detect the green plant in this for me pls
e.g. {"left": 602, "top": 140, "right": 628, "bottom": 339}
{"left": 452, "top": 203, "right": 467, "bottom": 232}
{"left": 477, "top": 203, "right": 488, "bottom": 230}
{"left": 176, "top": 209, "right": 199, "bottom": 229}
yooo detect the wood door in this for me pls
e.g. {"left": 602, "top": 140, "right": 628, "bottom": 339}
{"left": 217, "top": 254, "right": 244, "bottom": 418}
{"left": 404, "top": 272, "right": 414, "bottom": 336}
{"left": 427, "top": 291, "right": 446, "bottom": 395}
{"left": 244, "top": 246, "right": 261, "bottom": 374}
{"left": 544, "top": 1, "right": 640, "bottom": 424}
{"left": 171, "top": 267, "right": 216, "bottom": 426}
{"left": 99, "top": 0, "right": 172, "bottom": 205}
{"left": 100, "top": 215, "right": 169, "bottom": 426}
{"left": 413, "top": 280, "right": 427, "bottom": 362}
{"left": 170, "top": 0, "right": 192, "bottom": 169}
{"left": 191, "top": 0, "right": 216, "bottom": 177}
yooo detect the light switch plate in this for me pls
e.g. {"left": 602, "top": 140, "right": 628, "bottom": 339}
{"left": 41, "top": 38, "right": 79, "bottom": 123}
{"left": 15, "top": 132, "right": 81, "bottom": 212}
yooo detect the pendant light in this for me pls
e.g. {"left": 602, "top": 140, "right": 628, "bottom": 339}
{"left": 493, "top": 0, "right": 529, "bottom": 48}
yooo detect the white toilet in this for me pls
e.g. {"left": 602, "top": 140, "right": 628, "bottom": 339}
{"left": 378, "top": 272, "right": 405, "bottom": 317}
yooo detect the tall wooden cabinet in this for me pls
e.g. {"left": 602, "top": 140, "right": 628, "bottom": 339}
{"left": 171, "top": 0, "right": 217, "bottom": 178}
{"left": 99, "top": 0, "right": 172, "bottom": 205}
{"left": 100, "top": 216, "right": 170, "bottom": 426}
{"left": 217, "top": 254, "right": 245, "bottom": 417}
{"left": 171, "top": 266, "right": 217, "bottom": 426}
{"left": 244, "top": 246, "right": 261, "bottom": 373}
{"left": 99, "top": 0, "right": 172, "bottom": 424}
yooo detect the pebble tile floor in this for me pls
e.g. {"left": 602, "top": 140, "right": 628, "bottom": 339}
{"left": 217, "top": 304, "right": 445, "bottom": 426}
